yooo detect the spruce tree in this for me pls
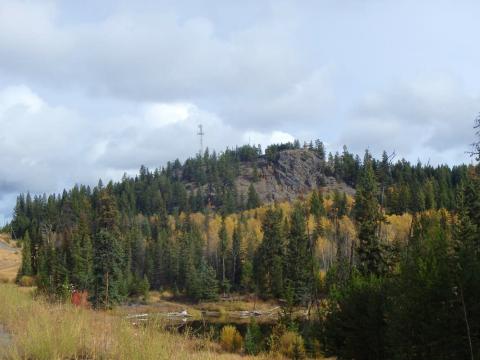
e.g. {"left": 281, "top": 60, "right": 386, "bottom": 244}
{"left": 18, "top": 231, "right": 33, "bottom": 278}
{"left": 255, "top": 207, "right": 285, "bottom": 298}
{"left": 71, "top": 217, "right": 93, "bottom": 291}
{"left": 231, "top": 222, "right": 242, "bottom": 289}
{"left": 354, "top": 152, "right": 384, "bottom": 276}
{"left": 218, "top": 218, "right": 230, "bottom": 294}
{"left": 246, "top": 183, "right": 261, "bottom": 209}
{"left": 310, "top": 190, "right": 325, "bottom": 219}
{"left": 285, "top": 203, "right": 313, "bottom": 305}
{"left": 92, "top": 190, "right": 124, "bottom": 308}
{"left": 245, "top": 317, "right": 262, "bottom": 355}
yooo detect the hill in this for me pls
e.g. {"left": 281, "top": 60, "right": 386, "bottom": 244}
{"left": 197, "top": 148, "right": 355, "bottom": 205}
{"left": 6, "top": 139, "right": 480, "bottom": 359}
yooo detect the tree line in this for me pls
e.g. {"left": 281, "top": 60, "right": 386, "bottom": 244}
{"left": 10, "top": 135, "right": 480, "bottom": 358}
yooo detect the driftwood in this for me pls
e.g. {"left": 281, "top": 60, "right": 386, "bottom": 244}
{"left": 126, "top": 313, "right": 149, "bottom": 319}
{"left": 230, "top": 307, "right": 280, "bottom": 319}
{"left": 166, "top": 310, "right": 191, "bottom": 318}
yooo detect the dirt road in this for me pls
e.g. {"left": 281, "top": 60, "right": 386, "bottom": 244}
{"left": 0, "top": 234, "right": 20, "bottom": 282}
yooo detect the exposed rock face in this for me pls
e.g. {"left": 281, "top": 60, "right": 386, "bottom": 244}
{"left": 235, "top": 149, "right": 355, "bottom": 204}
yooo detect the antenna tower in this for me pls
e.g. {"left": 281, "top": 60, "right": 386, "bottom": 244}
{"left": 197, "top": 124, "right": 205, "bottom": 154}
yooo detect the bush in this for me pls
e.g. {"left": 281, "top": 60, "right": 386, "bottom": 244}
{"left": 279, "top": 331, "right": 306, "bottom": 359}
{"left": 18, "top": 275, "right": 35, "bottom": 287}
{"left": 323, "top": 275, "right": 386, "bottom": 360}
{"left": 219, "top": 325, "right": 243, "bottom": 353}
{"left": 244, "top": 317, "right": 262, "bottom": 355}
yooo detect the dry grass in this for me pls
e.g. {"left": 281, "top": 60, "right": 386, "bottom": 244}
{"left": 0, "top": 284, "right": 274, "bottom": 360}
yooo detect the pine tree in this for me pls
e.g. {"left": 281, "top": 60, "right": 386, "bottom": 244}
{"left": 245, "top": 317, "right": 262, "bottom": 355}
{"left": 218, "top": 218, "right": 230, "bottom": 294}
{"left": 310, "top": 190, "right": 325, "bottom": 219}
{"left": 92, "top": 190, "right": 124, "bottom": 308}
{"left": 246, "top": 183, "right": 261, "bottom": 210}
{"left": 92, "top": 229, "right": 124, "bottom": 308}
{"left": 285, "top": 203, "right": 313, "bottom": 305}
{"left": 231, "top": 222, "right": 242, "bottom": 289}
{"left": 452, "top": 180, "right": 480, "bottom": 357}
{"left": 18, "top": 231, "right": 33, "bottom": 278}
{"left": 71, "top": 215, "right": 93, "bottom": 291}
{"left": 255, "top": 207, "right": 285, "bottom": 298}
{"left": 315, "top": 140, "right": 326, "bottom": 161}
{"left": 354, "top": 152, "right": 384, "bottom": 276}
{"left": 199, "top": 261, "right": 219, "bottom": 301}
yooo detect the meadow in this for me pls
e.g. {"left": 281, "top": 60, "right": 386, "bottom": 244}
{"left": 0, "top": 284, "right": 269, "bottom": 360}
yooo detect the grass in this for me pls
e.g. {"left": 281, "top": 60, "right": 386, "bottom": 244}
{"left": 0, "top": 284, "right": 272, "bottom": 360}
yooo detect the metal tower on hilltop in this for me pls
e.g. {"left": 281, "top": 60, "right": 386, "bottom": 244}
{"left": 197, "top": 124, "right": 205, "bottom": 154}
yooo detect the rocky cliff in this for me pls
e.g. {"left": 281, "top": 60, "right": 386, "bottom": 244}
{"left": 235, "top": 149, "right": 355, "bottom": 203}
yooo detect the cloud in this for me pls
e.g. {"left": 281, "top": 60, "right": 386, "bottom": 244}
{"left": 0, "top": 85, "right": 96, "bottom": 193}
{"left": 242, "top": 130, "right": 295, "bottom": 149}
{"left": 0, "top": 84, "right": 299, "bottom": 220}
{"left": 340, "top": 75, "right": 480, "bottom": 162}
{"left": 0, "top": 1, "right": 333, "bottom": 132}
{"left": 143, "top": 103, "right": 191, "bottom": 128}
{"left": 1, "top": 0, "right": 480, "bottom": 221}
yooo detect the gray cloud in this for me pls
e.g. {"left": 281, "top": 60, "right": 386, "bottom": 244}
{"left": 0, "top": 84, "right": 295, "bottom": 220}
{"left": 340, "top": 75, "right": 479, "bottom": 161}
{"left": 0, "top": 0, "right": 480, "bottom": 221}
{"left": 0, "top": 1, "right": 328, "bottom": 131}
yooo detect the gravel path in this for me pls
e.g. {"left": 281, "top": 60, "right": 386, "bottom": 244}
{"left": 0, "top": 240, "right": 16, "bottom": 252}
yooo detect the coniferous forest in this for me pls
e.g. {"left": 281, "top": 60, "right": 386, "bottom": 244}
{"left": 8, "top": 120, "right": 480, "bottom": 359}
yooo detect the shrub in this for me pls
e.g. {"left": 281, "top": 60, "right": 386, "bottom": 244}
{"left": 219, "top": 325, "right": 243, "bottom": 353}
{"left": 244, "top": 317, "right": 262, "bottom": 355}
{"left": 18, "top": 275, "right": 35, "bottom": 287}
{"left": 279, "top": 331, "right": 305, "bottom": 359}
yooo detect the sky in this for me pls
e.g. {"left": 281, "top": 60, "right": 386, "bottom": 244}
{"left": 0, "top": 0, "right": 479, "bottom": 223}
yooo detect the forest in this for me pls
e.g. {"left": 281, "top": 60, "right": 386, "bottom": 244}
{"left": 7, "top": 123, "right": 480, "bottom": 359}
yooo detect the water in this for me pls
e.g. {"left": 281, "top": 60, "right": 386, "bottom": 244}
{"left": 160, "top": 316, "right": 323, "bottom": 357}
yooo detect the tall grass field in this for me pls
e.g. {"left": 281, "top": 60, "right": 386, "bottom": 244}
{"left": 0, "top": 284, "right": 262, "bottom": 360}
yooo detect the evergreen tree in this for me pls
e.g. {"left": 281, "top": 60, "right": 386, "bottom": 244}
{"left": 18, "top": 231, "right": 33, "bottom": 278}
{"left": 255, "top": 207, "right": 285, "bottom": 298}
{"left": 71, "top": 224, "right": 93, "bottom": 291}
{"left": 92, "top": 229, "right": 124, "bottom": 308}
{"left": 387, "top": 212, "right": 465, "bottom": 359}
{"left": 92, "top": 190, "right": 124, "bottom": 308}
{"left": 315, "top": 139, "right": 326, "bottom": 161}
{"left": 218, "top": 218, "right": 230, "bottom": 294}
{"left": 231, "top": 222, "right": 242, "bottom": 289}
{"left": 199, "top": 261, "right": 219, "bottom": 301}
{"left": 186, "top": 259, "right": 218, "bottom": 302}
{"left": 310, "top": 190, "right": 325, "bottom": 219}
{"left": 246, "top": 183, "right": 261, "bottom": 210}
{"left": 324, "top": 274, "right": 387, "bottom": 360}
{"left": 354, "top": 152, "right": 384, "bottom": 275}
{"left": 245, "top": 317, "right": 262, "bottom": 355}
{"left": 285, "top": 203, "right": 313, "bottom": 305}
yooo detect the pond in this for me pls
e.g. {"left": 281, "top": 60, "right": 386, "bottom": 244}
{"left": 154, "top": 314, "right": 323, "bottom": 357}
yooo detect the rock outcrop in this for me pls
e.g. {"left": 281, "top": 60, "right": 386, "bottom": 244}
{"left": 235, "top": 149, "right": 355, "bottom": 204}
